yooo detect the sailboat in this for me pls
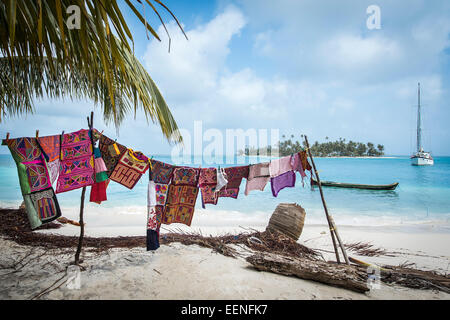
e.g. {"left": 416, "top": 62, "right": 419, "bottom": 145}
{"left": 411, "top": 83, "right": 434, "bottom": 166}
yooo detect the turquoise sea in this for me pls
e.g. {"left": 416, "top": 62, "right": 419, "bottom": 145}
{"left": 1, "top": 154, "right": 450, "bottom": 228}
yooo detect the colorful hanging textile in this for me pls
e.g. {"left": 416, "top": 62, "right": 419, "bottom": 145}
{"left": 109, "top": 149, "right": 149, "bottom": 189}
{"left": 89, "top": 180, "right": 108, "bottom": 203}
{"left": 147, "top": 181, "right": 161, "bottom": 250}
{"left": 216, "top": 167, "right": 228, "bottom": 191}
{"left": 146, "top": 228, "right": 160, "bottom": 251}
{"left": 172, "top": 167, "right": 200, "bottom": 186}
{"left": 23, "top": 157, "right": 52, "bottom": 193}
{"left": 29, "top": 187, "right": 62, "bottom": 223}
{"left": 4, "top": 137, "right": 60, "bottom": 228}
{"left": 291, "top": 152, "right": 306, "bottom": 185}
{"left": 56, "top": 129, "right": 95, "bottom": 193}
{"left": 154, "top": 205, "right": 165, "bottom": 227}
{"left": 200, "top": 185, "right": 218, "bottom": 206}
{"left": 89, "top": 145, "right": 110, "bottom": 204}
{"left": 95, "top": 170, "right": 109, "bottom": 183}
{"left": 38, "top": 134, "right": 61, "bottom": 185}
{"left": 148, "top": 160, "right": 171, "bottom": 241}
{"left": 155, "top": 183, "right": 169, "bottom": 205}
{"left": 271, "top": 170, "right": 296, "bottom": 197}
{"left": 217, "top": 165, "right": 249, "bottom": 199}
{"left": 198, "top": 167, "right": 217, "bottom": 188}
{"left": 198, "top": 168, "right": 218, "bottom": 208}
{"left": 245, "top": 162, "right": 270, "bottom": 195}
{"left": 269, "top": 156, "right": 293, "bottom": 177}
{"left": 6, "top": 137, "right": 43, "bottom": 163}
{"left": 47, "top": 160, "right": 60, "bottom": 185}
{"left": 38, "top": 135, "right": 61, "bottom": 162}
{"left": 98, "top": 134, "right": 127, "bottom": 176}
{"left": 148, "top": 181, "right": 157, "bottom": 207}
{"left": 93, "top": 147, "right": 109, "bottom": 183}
{"left": 150, "top": 159, "right": 175, "bottom": 184}
{"left": 163, "top": 184, "right": 199, "bottom": 226}
{"left": 300, "top": 150, "right": 312, "bottom": 171}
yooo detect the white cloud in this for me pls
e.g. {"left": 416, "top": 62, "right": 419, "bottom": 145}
{"left": 319, "top": 34, "right": 402, "bottom": 70}
{"left": 143, "top": 5, "right": 246, "bottom": 103}
{"left": 141, "top": 2, "right": 447, "bottom": 156}
{"left": 4, "top": 1, "right": 450, "bottom": 156}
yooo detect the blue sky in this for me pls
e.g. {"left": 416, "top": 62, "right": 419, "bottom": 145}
{"left": 1, "top": 0, "right": 450, "bottom": 156}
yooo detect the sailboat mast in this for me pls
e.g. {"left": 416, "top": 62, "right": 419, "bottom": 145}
{"left": 417, "top": 82, "right": 422, "bottom": 152}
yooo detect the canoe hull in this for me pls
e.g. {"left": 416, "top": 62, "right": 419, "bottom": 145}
{"left": 311, "top": 179, "right": 399, "bottom": 190}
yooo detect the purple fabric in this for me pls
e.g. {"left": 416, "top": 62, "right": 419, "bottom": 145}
{"left": 271, "top": 171, "right": 296, "bottom": 197}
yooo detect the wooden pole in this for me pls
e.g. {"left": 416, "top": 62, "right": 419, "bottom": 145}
{"left": 74, "top": 187, "right": 86, "bottom": 265}
{"left": 74, "top": 112, "right": 94, "bottom": 265}
{"left": 304, "top": 135, "right": 349, "bottom": 264}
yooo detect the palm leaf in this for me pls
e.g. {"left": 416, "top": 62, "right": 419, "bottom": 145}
{"left": 0, "top": 0, "right": 186, "bottom": 143}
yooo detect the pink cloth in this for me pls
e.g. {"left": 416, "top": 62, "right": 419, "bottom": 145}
{"left": 244, "top": 162, "right": 270, "bottom": 195}
{"left": 291, "top": 153, "right": 306, "bottom": 179}
{"left": 269, "top": 156, "right": 293, "bottom": 177}
{"left": 245, "top": 177, "right": 269, "bottom": 195}
{"left": 94, "top": 157, "right": 107, "bottom": 173}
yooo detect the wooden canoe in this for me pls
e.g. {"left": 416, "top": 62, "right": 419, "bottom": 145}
{"left": 311, "top": 179, "right": 399, "bottom": 190}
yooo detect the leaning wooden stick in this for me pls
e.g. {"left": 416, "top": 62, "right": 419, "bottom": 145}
{"left": 303, "top": 135, "right": 349, "bottom": 264}
{"left": 329, "top": 215, "right": 350, "bottom": 264}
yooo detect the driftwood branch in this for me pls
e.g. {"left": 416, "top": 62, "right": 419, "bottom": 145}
{"left": 246, "top": 253, "right": 369, "bottom": 293}
{"left": 381, "top": 265, "right": 450, "bottom": 293}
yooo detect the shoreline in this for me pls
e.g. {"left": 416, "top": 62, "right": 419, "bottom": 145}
{"left": 1, "top": 203, "right": 449, "bottom": 232}
{"left": 1, "top": 208, "right": 449, "bottom": 300}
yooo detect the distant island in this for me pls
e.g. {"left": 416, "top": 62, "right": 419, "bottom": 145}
{"left": 238, "top": 136, "right": 385, "bottom": 157}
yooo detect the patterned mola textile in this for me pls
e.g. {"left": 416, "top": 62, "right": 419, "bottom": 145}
{"left": 29, "top": 187, "right": 62, "bottom": 223}
{"left": 163, "top": 184, "right": 199, "bottom": 226}
{"left": 38, "top": 134, "right": 61, "bottom": 186}
{"left": 154, "top": 182, "right": 169, "bottom": 205}
{"left": 217, "top": 165, "right": 249, "bottom": 199}
{"left": 23, "top": 158, "right": 52, "bottom": 193}
{"left": 150, "top": 159, "right": 175, "bottom": 184}
{"left": 172, "top": 167, "right": 200, "bottom": 186}
{"left": 200, "top": 185, "right": 218, "bottom": 206}
{"left": 4, "top": 137, "right": 60, "bottom": 228}
{"left": 198, "top": 168, "right": 218, "bottom": 207}
{"left": 98, "top": 134, "right": 127, "bottom": 176}
{"left": 56, "top": 129, "right": 95, "bottom": 193}
{"left": 110, "top": 149, "right": 149, "bottom": 189}
{"left": 38, "top": 135, "right": 61, "bottom": 162}
{"left": 198, "top": 167, "right": 217, "bottom": 188}
{"left": 47, "top": 160, "right": 60, "bottom": 185}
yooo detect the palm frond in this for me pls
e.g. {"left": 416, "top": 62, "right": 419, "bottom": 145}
{"left": 0, "top": 0, "right": 185, "bottom": 143}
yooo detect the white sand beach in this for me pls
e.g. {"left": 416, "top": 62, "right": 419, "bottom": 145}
{"left": 1, "top": 214, "right": 449, "bottom": 300}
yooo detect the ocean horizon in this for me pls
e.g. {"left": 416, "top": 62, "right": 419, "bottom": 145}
{"left": 1, "top": 154, "right": 449, "bottom": 232}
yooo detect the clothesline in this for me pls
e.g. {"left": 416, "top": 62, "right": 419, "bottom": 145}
{"left": 2, "top": 127, "right": 313, "bottom": 252}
